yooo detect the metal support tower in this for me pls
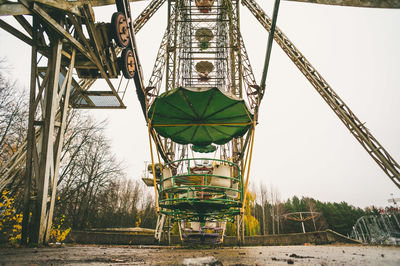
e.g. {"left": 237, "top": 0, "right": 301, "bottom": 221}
{"left": 0, "top": 0, "right": 167, "bottom": 194}
{"left": 21, "top": 21, "right": 76, "bottom": 244}
{"left": 0, "top": 0, "right": 165, "bottom": 245}
{"left": 148, "top": 0, "right": 259, "bottom": 245}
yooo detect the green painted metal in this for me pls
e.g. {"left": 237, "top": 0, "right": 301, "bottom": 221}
{"left": 148, "top": 87, "right": 253, "bottom": 146}
{"left": 158, "top": 158, "right": 243, "bottom": 221}
{"left": 260, "top": 0, "right": 280, "bottom": 92}
{"left": 192, "top": 144, "right": 217, "bottom": 153}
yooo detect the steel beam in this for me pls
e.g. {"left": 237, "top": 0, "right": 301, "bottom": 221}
{"left": 0, "top": 2, "right": 30, "bottom": 16}
{"left": 0, "top": 18, "right": 32, "bottom": 45}
{"left": 260, "top": 0, "right": 280, "bottom": 92}
{"left": 284, "top": 0, "right": 400, "bottom": 9}
{"left": 132, "top": 0, "right": 166, "bottom": 33}
{"left": 0, "top": 0, "right": 146, "bottom": 16}
{"left": 243, "top": 0, "right": 400, "bottom": 189}
{"left": 20, "top": 28, "right": 76, "bottom": 244}
{"left": 18, "top": 0, "right": 93, "bottom": 63}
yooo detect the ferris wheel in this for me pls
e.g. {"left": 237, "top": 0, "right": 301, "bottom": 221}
{"left": 0, "top": 0, "right": 399, "bottom": 245}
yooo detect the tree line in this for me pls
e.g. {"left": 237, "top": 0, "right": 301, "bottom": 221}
{"left": 252, "top": 185, "right": 380, "bottom": 236}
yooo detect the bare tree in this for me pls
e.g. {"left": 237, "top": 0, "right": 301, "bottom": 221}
{"left": 1, "top": 58, "right": 158, "bottom": 230}
{"left": 56, "top": 129, "right": 124, "bottom": 229}
{"left": 0, "top": 59, "right": 27, "bottom": 167}
{"left": 0, "top": 58, "right": 28, "bottom": 193}
{"left": 269, "top": 184, "right": 282, "bottom": 234}
{"left": 259, "top": 183, "right": 268, "bottom": 235}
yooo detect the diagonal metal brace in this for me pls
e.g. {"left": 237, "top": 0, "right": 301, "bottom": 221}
{"left": 243, "top": 0, "right": 400, "bottom": 189}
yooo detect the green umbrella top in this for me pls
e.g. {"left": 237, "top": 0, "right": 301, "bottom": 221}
{"left": 192, "top": 144, "right": 217, "bottom": 153}
{"left": 148, "top": 87, "right": 253, "bottom": 146}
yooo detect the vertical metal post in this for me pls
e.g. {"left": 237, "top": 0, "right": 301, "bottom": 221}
{"left": 20, "top": 26, "right": 75, "bottom": 244}
{"left": 44, "top": 49, "right": 76, "bottom": 243}
{"left": 225, "top": 0, "right": 236, "bottom": 94}
{"left": 299, "top": 212, "right": 306, "bottom": 233}
{"left": 241, "top": 212, "right": 245, "bottom": 244}
{"left": 165, "top": 0, "right": 172, "bottom": 91}
{"left": 21, "top": 16, "right": 38, "bottom": 245}
{"left": 155, "top": 213, "right": 166, "bottom": 243}
{"left": 34, "top": 38, "right": 63, "bottom": 245}
{"left": 236, "top": 214, "right": 240, "bottom": 243}
{"left": 260, "top": 0, "right": 280, "bottom": 91}
{"left": 171, "top": 1, "right": 178, "bottom": 89}
{"left": 167, "top": 216, "right": 171, "bottom": 245}
{"left": 236, "top": 213, "right": 244, "bottom": 245}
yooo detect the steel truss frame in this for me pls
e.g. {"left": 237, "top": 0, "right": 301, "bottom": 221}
{"left": 0, "top": 0, "right": 161, "bottom": 192}
{"left": 21, "top": 20, "right": 76, "bottom": 244}
{"left": 1, "top": 0, "right": 396, "bottom": 247}
{"left": 242, "top": 0, "right": 400, "bottom": 189}
{"left": 147, "top": 0, "right": 257, "bottom": 164}
{"left": 0, "top": 0, "right": 164, "bottom": 245}
{"left": 151, "top": 0, "right": 257, "bottom": 244}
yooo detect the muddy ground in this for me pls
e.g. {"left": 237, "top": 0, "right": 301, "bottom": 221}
{"left": 0, "top": 244, "right": 399, "bottom": 265}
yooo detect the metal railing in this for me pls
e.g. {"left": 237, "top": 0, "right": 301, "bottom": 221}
{"left": 158, "top": 158, "right": 243, "bottom": 219}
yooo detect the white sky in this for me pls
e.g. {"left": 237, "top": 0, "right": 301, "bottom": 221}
{"left": 1, "top": 1, "right": 399, "bottom": 208}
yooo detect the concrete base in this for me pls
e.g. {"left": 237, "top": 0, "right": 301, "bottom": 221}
{"left": 68, "top": 229, "right": 361, "bottom": 246}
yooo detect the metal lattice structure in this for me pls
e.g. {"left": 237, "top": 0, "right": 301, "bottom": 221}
{"left": 144, "top": 0, "right": 256, "bottom": 244}
{"left": 0, "top": 0, "right": 151, "bottom": 245}
{"left": 0, "top": 0, "right": 400, "bottom": 245}
{"left": 351, "top": 213, "right": 400, "bottom": 245}
{"left": 282, "top": 211, "right": 321, "bottom": 233}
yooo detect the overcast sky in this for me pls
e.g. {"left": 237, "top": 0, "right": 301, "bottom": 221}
{"left": 1, "top": 1, "right": 399, "bottom": 208}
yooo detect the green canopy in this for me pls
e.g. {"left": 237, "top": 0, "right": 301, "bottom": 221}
{"left": 192, "top": 144, "right": 217, "bottom": 153}
{"left": 148, "top": 87, "right": 253, "bottom": 146}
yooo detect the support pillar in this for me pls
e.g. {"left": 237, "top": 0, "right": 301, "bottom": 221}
{"left": 236, "top": 212, "right": 244, "bottom": 245}
{"left": 155, "top": 213, "right": 166, "bottom": 243}
{"left": 21, "top": 32, "right": 76, "bottom": 245}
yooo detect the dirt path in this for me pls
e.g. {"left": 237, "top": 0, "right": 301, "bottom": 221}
{"left": 0, "top": 244, "right": 399, "bottom": 265}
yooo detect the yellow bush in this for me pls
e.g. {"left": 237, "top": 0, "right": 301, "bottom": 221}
{"left": 224, "top": 191, "right": 260, "bottom": 236}
{"left": 244, "top": 191, "right": 260, "bottom": 236}
{"left": 0, "top": 190, "right": 22, "bottom": 246}
{"left": 50, "top": 215, "right": 71, "bottom": 243}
